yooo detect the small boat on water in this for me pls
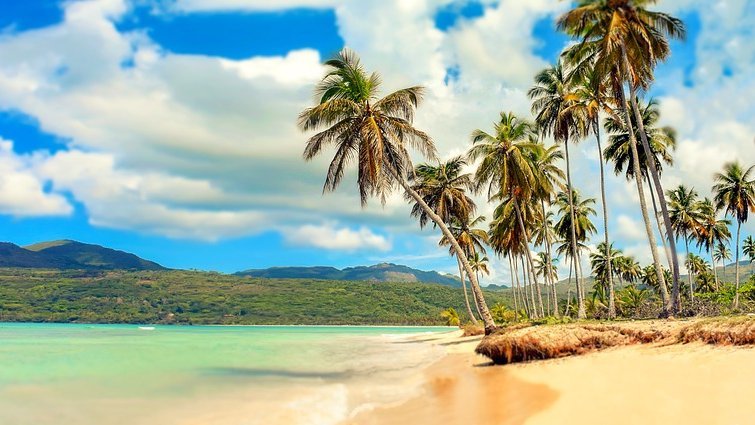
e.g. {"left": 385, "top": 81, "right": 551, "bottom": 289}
{"left": 138, "top": 326, "right": 155, "bottom": 331}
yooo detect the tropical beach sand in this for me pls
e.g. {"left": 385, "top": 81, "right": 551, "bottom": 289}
{"left": 350, "top": 324, "right": 755, "bottom": 425}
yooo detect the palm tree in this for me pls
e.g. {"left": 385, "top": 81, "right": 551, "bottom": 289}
{"left": 714, "top": 243, "right": 732, "bottom": 280}
{"left": 554, "top": 189, "right": 596, "bottom": 314}
{"left": 534, "top": 251, "right": 559, "bottom": 315}
{"left": 743, "top": 236, "right": 755, "bottom": 264}
{"left": 469, "top": 251, "right": 491, "bottom": 316}
{"left": 603, "top": 98, "right": 674, "bottom": 312}
{"left": 712, "top": 162, "right": 755, "bottom": 307}
{"left": 469, "top": 112, "right": 546, "bottom": 317}
{"left": 440, "top": 215, "right": 489, "bottom": 324}
{"left": 590, "top": 242, "right": 622, "bottom": 302}
{"left": 618, "top": 285, "right": 651, "bottom": 316}
{"left": 528, "top": 60, "right": 587, "bottom": 318}
{"left": 300, "top": 49, "right": 497, "bottom": 332}
{"left": 558, "top": 0, "right": 686, "bottom": 315}
{"left": 570, "top": 67, "right": 617, "bottom": 318}
{"left": 408, "top": 156, "right": 476, "bottom": 228}
{"left": 617, "top": 255, "right": 642, "bottom": 285}
{"left": 667, "top": 185, "right": 705, "bottom": 299}
{"left": 695, "top": 198, "right": 731, "bottom": 289}
{"left": 440, "top": 307, "right": 460, "bottom": 327}
{"left": 695, "top": 272, "right": 716, "bottom": 294}
{"left": 409, "top": 157, "right": 479, "bottom": 324}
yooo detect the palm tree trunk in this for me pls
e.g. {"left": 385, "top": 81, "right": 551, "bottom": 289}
{"left": 734, "top": 221, "right": 741, "bottom": 308}
{"left": 512, "top": 198, "right": 545, "bottom": 318}
{"left": 540, "top": 199, "right": 559, "bottom": 317}
{"left": 513, "top": 254, "right": 529, "bottom": 317}
{"left": 397, "top": 176, "right": 497, "bottom": 333}
{"left": 616, "top": 78, "right": 670, "bottom": 316}
{"left": 509, "top": 255, "right": 520, "bottom": 316}
{"left": 521, "top": 256, "right": 538, "bottom": 319}
{"left": 594, "top": 120, "right": 615, "bottom": 319}
{"left": 457, "top": 257, "right": 478, "bottom": 325}
{"left": 710, "top": 249, "right": 719, "bottom": 290}
{"left": 624, "top": 70, "right": 681, "bottom": 314}
{"left": 648, "top": 179, "right": 674, "bottom": 271}
{"left": 472, "top": 271, "right": 483, "bottom": 318}
{"left": 562, "top": 139, "right": 586, "bottom": 319}
{"left": 685, "top": 235, "right": 694, "bottom": 300}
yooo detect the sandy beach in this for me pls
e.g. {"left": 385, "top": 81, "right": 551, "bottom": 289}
{"left": 350, "top": 324, "right": 755, "bottom": 425}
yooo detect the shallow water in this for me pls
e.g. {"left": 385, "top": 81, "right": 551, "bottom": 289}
{"left": 0, "top": 323, "right": 450, "bottom": 425}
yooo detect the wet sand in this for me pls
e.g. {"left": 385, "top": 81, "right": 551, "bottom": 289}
{"left": 350, "top": 330, "right": 755, "bottom": 425}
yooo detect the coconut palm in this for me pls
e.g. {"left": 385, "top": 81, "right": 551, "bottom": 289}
{"left": 695, "top": 272, "right": 716, "bottom": 294}
{"left": 554, "top": 189, "right": 596, "bottom": 314}
{"left": 618, "top": 285, "right": 651, "bottom": 316}
{"left": 469, "top": 251, "right": 491, "bottom": 316}
{"left": 440, "top": 307, "right": 460, "bottom": 327}
{"left": 695, "top": 198, "right": 731, "bottom": 289}
{"left": 667, "top": 185, "right": 706, "bottom": 298}
{"left": 408, "top": 157, "right": 476, "bottom": 229}
{"left": 685, "top": 253, "right": 709, "bottom": 295}
{"left": 569, "top": 67, "right": 617, "bottom": 318}
{"left": 590, "top": 242, "right": 622, "bottom": 301}
{"left": 743, "top": 236, "right": 755, "bottom": 264}
{"left": 617, "top": 255, "right": 642, "bottom": 285}
{"left": 469, "top": 112, "right": 546, "bottom": 317}
{"left": 528, "top": 60, "right": 587, "bottom": 318}
{"left": 713, "top": 243, "right": 732, "bottom": 279}
{"left": 558, "top": 0, "right": 686, "bottom": 315}
{"left": 440, "top": 215, "right": 489, "bottom": 324}
{"left": 299, "top": 49, "right": 497, "bottom": 331}
{"left": 712, "top": 162, "right": 755, "bottom": 307}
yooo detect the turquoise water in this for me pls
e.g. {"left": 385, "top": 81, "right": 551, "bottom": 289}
{"left": 0, "top": 323, "right": 450, "bottom": 425}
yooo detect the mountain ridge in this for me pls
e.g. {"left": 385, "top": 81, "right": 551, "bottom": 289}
{"left": 0, "top": 240, "right": 165, "bottom": 271}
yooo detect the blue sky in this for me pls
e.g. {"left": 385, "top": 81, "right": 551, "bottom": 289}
{"left": 0, "top": 0, "right": 752, "bottom": 281}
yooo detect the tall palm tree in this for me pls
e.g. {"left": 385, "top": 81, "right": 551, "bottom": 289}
{"left": 469, "top": 112, "right": 546, "bottom": 317}
{"left": 570, "top": 66, "right": 617, "bottom": 318}
{"left": 409, "top": 157, "right": 479, "bottom": 324}
{"left": 667, "top": 185, "right": 705, "bottom": 299}
{"left": 743, "top": 236, "right": 755, "bottom": 264}
{"left": 534, "top": 251, "right": 559, "bottom": 315}
{"left": 617, "top": 255, "right": 642, "bottom": 285}
{"left": 554, "top": 189, "right": 596, "bottom": 312}
{"left": 603, "top": 98, "right": 673, "bottom": 312}
{"left": 528, "top": 60, "right": 587, "bottom": 318}
{"left": 558, "top": 0, "right": 685, "bottom": 315}
{"left": 695, "top": 198, "right": 731, "bottom": 289}
{"left": 713, "top": 243, "right": 732, "bottom": 280}
{"left": 712, "top": 162, "right": 755, "bottom": 307}
{"left": 299, "top": 49, "right": 497, "bottom": 332}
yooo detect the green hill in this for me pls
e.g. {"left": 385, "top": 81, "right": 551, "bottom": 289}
{"left": 0, "top": 240, "right": 165, "bottom": 271}
{"left": 0, "top": 269, "right": 511, "bottom": 325}
{"left": 236, "top": 262, "right": 461, "bottom": 287}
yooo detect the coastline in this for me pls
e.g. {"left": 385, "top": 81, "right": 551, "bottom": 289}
{"left": 352, "top": 322, "right": 755, "bottom": 425}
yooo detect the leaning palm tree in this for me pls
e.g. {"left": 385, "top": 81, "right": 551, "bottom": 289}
{"left": 712, "top": 162, "right": 755, "bottom": 307}
{"left": 667, "top": 185, "right": 706, "bottom": 299}
{"left": 558, "top": 0, "right": 685, "bottom": 316}
{"left": 440, "top": 215, "right": 489, "bottom": 325}
{"left": 528, "top": 60, "right": 587, "bottom": 318}
{"left": 299, "top": 49, "right": 497, "bottom": 331}
{"left": 469, "top": 112, "right": 546, "bottom": 317}
{"left": 713, "top": 243, "right": 732, "bottom": 280}
{"left": 695, "top": 198, "right": 731, "bottom": 289}
{"left": 743, "top": 236, "right": 755, "bottom": 264}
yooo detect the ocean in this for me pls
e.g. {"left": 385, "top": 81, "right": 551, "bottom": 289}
{"left": 0, "top": 323, "right": 450, "bottom": 425}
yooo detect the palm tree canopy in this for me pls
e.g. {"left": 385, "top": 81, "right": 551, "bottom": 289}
{"left": 590, "top": 242, "right": 623, "bottom": 283}
{"left": 440, "top": 215, "right": 489, "bottom": 258}
{"left": 743, "top": 236, "right": 755, "bottom": 263}
{"left": 468, "top": 112, "right": 540, "bottom": 200}
{"left": 666, "top": 185, "right": 706, "bottom": 239}
{"left": 528, "top": 60, "right": 586, "bottom": 143}
{"left": 554, "top": 189, "right": 597, "bottom": 244}
{"left": 695, "top": 198, "right": 731, "bottom": 252}
{"left": 604, "top": 98, "right": 676, "bottom": 181}
{"left": 534, "top": 251, "right": 559, "bottom": 282}
{"left": 713, "top": 242, "right": 732, "bottom": 264}
{"left": 469, "top": 252, "right": 491, "bottom": 276}
{"left": 712, "top": 162, "right": 755, "bottom": 224}
{"left": 299, "top": 48, "right": 437, "bottom": 205}
{"left": 408, "top": 156, "right": 476, "bottom": 229}
{"left": 557, "top": 0, "right": 686, "bottom": 90}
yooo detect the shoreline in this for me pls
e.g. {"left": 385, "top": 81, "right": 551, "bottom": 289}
{"left": 351, "top": 320, "right": 755, "bottom": 425}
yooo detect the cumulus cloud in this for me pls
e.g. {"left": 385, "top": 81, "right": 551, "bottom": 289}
{"left": 0, "top": 140, "right": 72, "bottom": 217}
{"left": 281, "top": 222, "right": 391, "bottom": 251}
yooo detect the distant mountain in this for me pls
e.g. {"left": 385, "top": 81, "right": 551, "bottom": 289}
{"left": 236, "top": 262, "right": 461, "bottom": 286}
{"left": 0, "top": 240, "right": 165, "bottom": 270}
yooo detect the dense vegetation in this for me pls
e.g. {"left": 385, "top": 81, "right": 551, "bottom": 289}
{"left": 235, "top": 263, "right": 461, "bottom": 286}
{"left": 0, "top": 269, "right": 511, "bottom": 325}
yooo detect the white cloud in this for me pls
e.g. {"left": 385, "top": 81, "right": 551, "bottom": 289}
{"left": 172, "top": 0, "right": 338, "bottom": 12}
{"left": 0, "top": 140, "right": 72, "bottom": 217}
{"left": 281, "top": 222, "right": 391, "bottom": 251}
